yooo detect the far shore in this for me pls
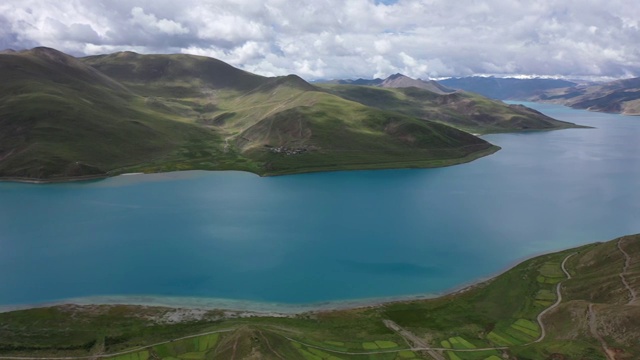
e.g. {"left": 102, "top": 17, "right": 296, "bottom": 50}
{"left": 0, "top": 174, "right": 109, "bottom": 184}
{"left": 0, "top": 145, "right": 500, "bottom": 185}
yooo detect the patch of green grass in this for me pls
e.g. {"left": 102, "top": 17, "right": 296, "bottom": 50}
{"left": 510, "top": 324, "right": 539, "bottom": 338}
{"left": 308, "top": 347, "right": 333, "bottom": 358}
{"left": 362, "top": 342, "right": 379, "bottom": 350}
{"left": 503, "top": 327, "right": 536, "bottom": 343}
{"left": 535, "top": 289, "right": 556, "bottom": 301}
{"left": 446, "top": 351, "right": 463, "bottom": 360}
{"left": 486, "top": 331, "right": 514, "bottom": 346}
{"left": 297, "top": 348, "right": 323, "bottom": 360}
{"left": 374, "top": 340, "right": 398, "bottom": 349}
{"left": 149, "top": 333, "right": 220, "bottom": 358}
{"left": 177, "top": 352, "right": 204, "bottom": 360}
{"left": 513, "top": 318, "right": 539, "bottom": 331}
{"left": 398, "top": 350, "right": 416, "bottom": 358}
{"left": 448, "top": 337, "right": 476, "bottom": 349}
{"left": 108, "top": 351, "right": 149, "bottom": 360}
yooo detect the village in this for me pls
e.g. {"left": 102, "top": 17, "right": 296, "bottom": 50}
{"left": 266, "top": 145, "right": 309, "bottom": 155}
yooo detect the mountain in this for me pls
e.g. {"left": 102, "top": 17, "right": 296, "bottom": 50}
{"left": 321, "top": 83, "right": 586, "bottom": 134}
{"left": 2, "top": 233, "right": 638, "bottom": 359}
{"left": 318, "top": 74, "right": 455, "bottom": 94}
{"left": 0, "top": 47, "right": 230, "bottom": 180}
{"left": 1, "top": 47, "right": 500, "bottom": 181}
{"left": 439, "top": 76, "right": 578, "bottom": 100}
{"left": 379, "top": 73, "right": 455, "bottom": 94}
{"left": 531, "top": 77, "right": 640, "bottom": 115}
{"left": 320, "top": 77, "right": 383, "bottom": 86}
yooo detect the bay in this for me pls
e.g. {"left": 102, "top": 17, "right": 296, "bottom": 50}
{"left": 1, "top": 102, "right": 639, "bottom": 309}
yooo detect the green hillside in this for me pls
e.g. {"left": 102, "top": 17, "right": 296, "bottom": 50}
{"left": 0, "top": 48, "right": 248, "bottom": 180}
{"left": 2, "top": 234, "right": 638, "bottom": 359}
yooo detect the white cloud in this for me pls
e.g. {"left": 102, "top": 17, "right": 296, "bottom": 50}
{"left": 0, "top": 0, "right": 639, "bottom": 80}
{"left": 130, "top": 7, "right": 188, "bottom": 35}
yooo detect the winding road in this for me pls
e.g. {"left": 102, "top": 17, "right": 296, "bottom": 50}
{"left": 383, "top": 319, "right": 446, "bottom": 360}
{"left": 532, "top": 253, "right": 574, "bottom": 343}
{"left": 617, "top": 238, "right": 637, "bottom": 304}
{"left": 0, "top": 329, "right": 235, "bottom": 360}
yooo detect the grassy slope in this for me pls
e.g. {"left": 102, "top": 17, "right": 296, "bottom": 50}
{"left": 1, "top": 234, "right": 638, "bottom": 359}
{"left": 0, "top": 48, "right": 255, "bottom": 180}
{"left": 321, "top": 84, "right": 587, "bottom": 134}
{"left": 231, "top": 89, "right": 497, "bottom": 175}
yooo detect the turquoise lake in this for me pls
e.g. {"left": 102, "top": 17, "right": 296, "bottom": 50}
{"left": 1, "top": 102, "right": 639, "bottom": 311}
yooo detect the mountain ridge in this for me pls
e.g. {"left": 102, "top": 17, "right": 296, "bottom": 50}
{"left": 438, "top": 76, "right": 578, "bottom": 100}
{"left": 379, "top": 73, "right": 455, "bottom": 94}
{"left": 530, "top": 77, "right": 640, "bottom": 115}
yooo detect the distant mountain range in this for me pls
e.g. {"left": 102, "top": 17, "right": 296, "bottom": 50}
{"left": 325, "top": 73, "right": 455, "bottom": 94}
{"left": 0, "top": 48, "right": 584, "bottom": 180}
{"left": 317, "top": 74, "right": 584, "bottom": 134}
{"left": 530, "top": 77, "right": 640, "bottom": 115}
{"left": 435, "top": 75, "right": 640, "bottom": 116}
{"left": 324, "top": 75, "right": 578, "bottom": 100}
{"left": 437, "top": 76, "right": 578, "bottom": 100}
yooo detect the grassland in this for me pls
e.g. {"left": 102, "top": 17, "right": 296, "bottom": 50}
{"left": 1, "top": 234, "right": 638, "bottom": 359}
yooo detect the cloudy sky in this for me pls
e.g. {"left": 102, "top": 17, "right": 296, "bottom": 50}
{"left": 1, "top": 0, "right": 639, "bottom": 80}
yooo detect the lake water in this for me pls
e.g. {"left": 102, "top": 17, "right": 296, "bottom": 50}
{"left": 1, "top": 102, "right": 639, "bottom": 311}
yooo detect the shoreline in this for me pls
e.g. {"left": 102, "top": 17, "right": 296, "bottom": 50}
{"left": 0, "top": 284, "right": 481, "bottom": 317}
{"left": 0, "top": 146, "right": 500, "bottom": 184}
{"left": 0, "top": 174, "right": 109, "bottom": 184}
{"left": 0, "top": 242, "right": 585, "bottom": 316}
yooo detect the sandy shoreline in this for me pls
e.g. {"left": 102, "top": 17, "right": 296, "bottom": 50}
{"left": 0, "top": 273, "right": 498, "bottom": 317}
{"left": 0, "top": 174, "right": 108, "bottom": 184}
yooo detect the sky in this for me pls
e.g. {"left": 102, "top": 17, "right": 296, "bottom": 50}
{"left": 1, "top": 0, "right": 639, "bottom": 80}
